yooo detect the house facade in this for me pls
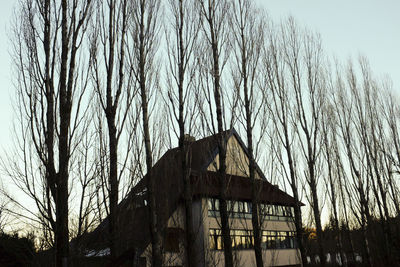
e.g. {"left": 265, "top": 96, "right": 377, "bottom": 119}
{"left": 84, "top": 129, "right": 302, "bottom": 267}
{"left": 139, "top": 130, "right": 302, "bottom": 267}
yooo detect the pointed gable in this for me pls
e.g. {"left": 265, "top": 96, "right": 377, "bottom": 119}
{"left": 206, "top": 130, "right": 264, "bottom": 179}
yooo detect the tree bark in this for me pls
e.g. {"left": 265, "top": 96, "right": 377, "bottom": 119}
{"left": 199, "top": 0, "right": 234, "bottom": 266}
{"left": 136, "top": 0, "right": 163, "bottom": 265}
{"left": 176, "top": 0, "right": 195, "bottom": 265}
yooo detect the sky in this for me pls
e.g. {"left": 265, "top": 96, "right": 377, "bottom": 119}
{"left": 0, "top": 1, "right": 14, "bottom": 145}
{"left": 0, "top": 0, "right": 399, "bottom": 147}
{"left": 0, "top": 1, "right": 398, "bottom": 228}
{"left": 256, "top": 0, "right": 400, "bottom": 88}
{"left": 255, "top": 0, "right": 400, "bottom": 223}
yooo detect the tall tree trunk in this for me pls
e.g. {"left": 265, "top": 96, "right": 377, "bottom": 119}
{"left": 282, "top": 129, "right": 307, "bottom": 265}
{"left": 177, "top": 0, "right": 195, "bottom": 263}
{"left": 165, "top": 0, "right": 200, "bottom": 264}
{"left": 91, "top": 0, "right": 130, "bottom": 260}
{"left": 107, "top": 120, "right": 118, "bottom": 259}
{"left": 266, "top": 29, "right": 307, "bottom": 266}
{"left": 308, "top": 158, "right": 325, "bottom": 267}
{"left": 212, "top": 33, "right": 233, "bottom": 267}
{"left": 12, "top": 0, "right": 92, "bottom": 265}
{"left": 56, "top": 1, "right": 70, "bottom": 265}
{"left": 137, "top": 1, "right": 163, "bottom": 265}
{"left": 323, "top": 124, "right": 347, "bottom": 267}
{"left": 200, "top": 0, "right": 234, "bottom": 265}
{"left": 231, "top": 1, "right": 264, "bottom": 265}
{"left": 242, "top": 44, "right": 263, "bottom": 267}
{"left": 177, "top": 1, "right": 195, "bottom": 265}
{"left": 106, "top": 2, "right": 118, "bottom": 259}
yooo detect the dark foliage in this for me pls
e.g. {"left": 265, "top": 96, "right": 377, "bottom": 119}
{"left": 304, "top": 216, "right": 400, "bottom": 266}
{"left": 0, "top": 232, "right": 35, "bottom": 267}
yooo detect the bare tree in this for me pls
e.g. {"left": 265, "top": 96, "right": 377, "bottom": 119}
{"left": 320, "top": 97, "right": 347, "bottom": 267}
{"left": 128, "top": 0, "right": 163, "bottom": 265}
{"left": 263, "top": 18, "right": 307, "bottom": 266}
{"left": 8, "top": 0, "right": 93, "bottom": 266}
{"left": 198, "top": 0, "right": 234, "bottom": 265}
{"left": 359, "top": 58, "right": 392, "bottom": 262}
{"left": 229, "top": 0, "right": 265, "bottom": 265}
{"left": 281, "top": 20, "right": 326, "bottom": 266}
{"left": 164, "top": 0, "right": 200, "bottom": 265}
{"left": 68, "top": 116, "right": 101, "bottom": 257}
{"left": 333, "top": 61, "right": 373, "bottom": 266}
{"left": 381, "top": 86, "right": 400, "bottom": 216}
{"left": 89, "top": 0, "right": 135, "bottom": 260}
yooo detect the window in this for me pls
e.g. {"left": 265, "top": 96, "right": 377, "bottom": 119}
{"left": 209, "top": 229, "right": 223, "bottom": 250}
{"left": 233, "top": 202, "right": 239, "bottom": 213}
{"left": 207, "top": 198, "right": 294, "bottom": 221}
{"left": 209, "top": 229, "right": 297, "bottom": 250}
{"left": 209, "top": 229, "right": 253, "bottom": 250}
{"left": 261, "top": 231, "right": 297, "bottom": 249}
{"left": 165, "top": 228, "right": 183, "bottom": 253}
{"left": 208, "top": 199, "right": 220, "bottom": 217}
{"left": 231, "top": 230, "right": 253, "bottom": 250}
{"left": 244, "top": 202, "right": 250, "bottom": 213}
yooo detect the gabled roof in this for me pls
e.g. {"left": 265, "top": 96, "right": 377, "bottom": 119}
{"left": 192, "top": 171, "right": 299, "bottom": 205}
{"left": 81, "top": 129, "right": 302, "bottom": 264}
{"left": 145, "top": 128, "right": 267, "bottom": 178}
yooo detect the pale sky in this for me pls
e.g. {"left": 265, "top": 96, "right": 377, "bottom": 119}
{"left": 257, "top": 0, "right": 400, "bottom": 89}
{"left": 0, "top": 1, "right": 14, "bottom": 145}
{"left": 0, "top": 0, "right": 398, "bottom": 230}
{"left": 1, "top": 1, "right": 399, "bottom": 147}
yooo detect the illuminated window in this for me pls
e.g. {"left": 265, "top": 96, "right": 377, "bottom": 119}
{"left": 209, "top": 229, "right": 223, "bottom": 250}
{"left": 262, "top": 230, "right": 297, "bottom": 249}
{"left": 209, "top": 229, "right": 297, "bottom": 250}
{"left": 209, "top": 229, "right": 254, "bottom": 250}
{"left": 207, "top": 199, "right": 294, "bottom": 221}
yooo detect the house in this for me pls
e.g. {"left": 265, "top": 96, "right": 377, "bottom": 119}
{"left": 82, "top": 129, "right": 303, "bottom": 267}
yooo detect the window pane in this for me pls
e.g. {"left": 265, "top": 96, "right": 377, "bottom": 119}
{"left": 234, "top": 236, "right": 241, "bottom": 249}
{"left": 227, "top": 200, "right": 232, "bottom": 211}
{"left": 268, "top": 236, "right": 276, "bottom": 249}
{"left": 209, "top": 235, "right": 216, "bottom": 250}
{"left": 239, "top": 202, "right": 244, "bottom": 212}
{"left": 261, "top": 236, "right": 267, "bottom": 249}
{"left": 276, "top": 236, "right": 281, "bottom": 249}
{"left": 208, "top": 199, "right": 212, "bottom": 210}
{"left": 233, "top": 202, "right": 239, "bottom": 213}
{"left": 267, "top": 205, "right": 272, "bottom": 215}
{"left": 217, "top": 236, "right": 223, "bottom": 250}
{"left": 278, "top": 205, "right": 282, "bottom": 215}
